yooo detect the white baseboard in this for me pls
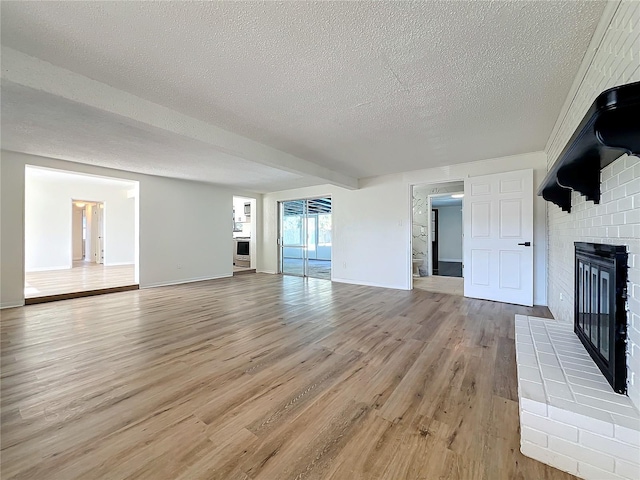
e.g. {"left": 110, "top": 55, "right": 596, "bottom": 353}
{"left": 438, "top": 258, "right": 462, "bottom": 263}
{"left": 26, "top": 265, "right": 70, "bottom": 272}
{"left": 141, "top": 273, "right": 232, "bottom": 288}
{"left": 1, "top": 300, "right": 25, "bottom": 309}
{"left": 257, "top": 270, "right": 277, "bottom": 274}
{"left": 104, "top": 262, "right": 135, "bottom": 267}
{"left": 332, "top": 277, "right": 409, "bottom": 291}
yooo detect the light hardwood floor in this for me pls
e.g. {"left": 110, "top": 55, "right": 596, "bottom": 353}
{"left": 24, "top": 261, "right": 136, "bottom": 298}
{"left": 1, "top": 274, "right": 575, "bottom": 480}
{"left": 414, "top": 275, "right": 464, "bottom": 296}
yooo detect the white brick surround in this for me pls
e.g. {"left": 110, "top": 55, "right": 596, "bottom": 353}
{"left": 545, "top": 1, "right": 640, "bottom": 411}
{"left": 516, "top": 315, "right": 640, "bottom": 479}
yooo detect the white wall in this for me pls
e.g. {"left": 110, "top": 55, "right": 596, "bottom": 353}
{"left": 545, "top": 1, "right": 640, "bottom": 409}
{"left": 0, "top": 157, "right": 25, "bottom": 308}
{"left": 0, "top": 151, "right": 261, "bottom": 307}
{"left": 25, "top": 167, "right": 136, "bottom": 271}
{"left": 261, "top": 151, "right": 548, "bottom": 304}
{"left": 138, "top": 174, "right": 235, "bottom": 287}
{"left": 436, "top": 205, "right": 463, "bottom": 262}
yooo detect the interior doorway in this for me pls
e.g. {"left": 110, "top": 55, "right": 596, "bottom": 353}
{"left": 232, "top": 196, "right": 257, "bottom": 275}
{"left": 24, "top": 166, "right": 139, "bottom": 302}
{"left": 72, "top": 200, "right": 105, "bottom": 265}
{"left": 279, "top": 197, "right": 332, "bottom": 280}
{"left": 411, "top": 181, "right": 464, "bottom": 295}
{"left": 430, "top": 194, "right": 463, "bottom": 278}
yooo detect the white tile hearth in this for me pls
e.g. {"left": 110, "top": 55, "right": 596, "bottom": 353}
{"left": 515, "top": 315, "right": 640, "bottom": 480}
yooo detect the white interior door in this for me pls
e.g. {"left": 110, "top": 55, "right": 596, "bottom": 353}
{"left": 463, "top": 169, "right": 533, "bottom": 306}
{"left": 96, "top": 204, "right": 105, "bottom": 264}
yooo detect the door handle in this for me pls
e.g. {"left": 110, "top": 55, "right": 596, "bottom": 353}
{"left": 518, "top": 242, "right": 531, "bottom": 247}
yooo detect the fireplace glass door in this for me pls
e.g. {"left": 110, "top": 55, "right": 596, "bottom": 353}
{"left": 574, "top": 242, "right": 627, "bottom": 394}
{"left": 577, "top": 259, "right": 612, "bottom": 362}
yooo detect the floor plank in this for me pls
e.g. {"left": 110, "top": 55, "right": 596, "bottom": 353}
{"left": 1, "top": 274, "right": 576, "bottom": 479}
{"left": 25, "top": 261, "right": 136, "bottom": 298}
{"left": 413, "top": 275, "right": 464, "bottom": 295}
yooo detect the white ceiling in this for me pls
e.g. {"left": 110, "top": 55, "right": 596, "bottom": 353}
{"left": 1, "top": 1, "right": 605, "bottom": 190}
{"left": 2, "top": 82, "right": 315, "bottom": 193}
{"left": 26, "top": 164, "right": 137, "bottom": 189}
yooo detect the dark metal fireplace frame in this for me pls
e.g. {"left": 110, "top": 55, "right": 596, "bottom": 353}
{"left": 574, "top": 242, "right": 628, "bottom": 394}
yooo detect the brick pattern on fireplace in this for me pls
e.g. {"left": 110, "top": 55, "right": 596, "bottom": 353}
{"left": 546, "top": 1, "right": 640, "bottom": 410}
{"left": 516, "top": 315, "right": 640, "bottom": 480}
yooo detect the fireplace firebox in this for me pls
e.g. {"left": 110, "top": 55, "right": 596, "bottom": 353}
{"left": 575, "top": 242, "right": 628, "bottom": 394}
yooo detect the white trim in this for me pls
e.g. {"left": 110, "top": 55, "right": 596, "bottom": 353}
{"left": 25, "top": 265, "right": 70, "bottom": 272}
{"left": 104, "top": 262, "right": 135, "bottom": 267}
{"left": 141, "top": 273, "right": 232, "bottom": 288}
{"left": 1, "top": 300, "right": 25, "bottom": 309}
{"left": 332, "top": 277, "right": 408, "bottom": 291}
{"left": 258, "top": 270, "right": 277, "bottom": 274}
{"left": 544, "top": 1, "right": 620, "bottom": 155}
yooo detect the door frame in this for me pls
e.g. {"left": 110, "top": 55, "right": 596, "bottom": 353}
{"left": 409, "top": 181, "right": 465, "bottom": 290}
{"left": 277, "top": 195, "right": 332, "bottom": 279}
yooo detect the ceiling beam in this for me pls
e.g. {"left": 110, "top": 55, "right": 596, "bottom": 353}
{"left": 1, "top": 47, "right": 358, "bottom": 190}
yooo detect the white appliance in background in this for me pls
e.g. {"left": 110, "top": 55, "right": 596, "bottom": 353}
{"left": 234, "top": 238, "right": 250, "bottom": 267}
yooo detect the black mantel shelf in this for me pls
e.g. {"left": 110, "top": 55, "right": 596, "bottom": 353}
{"left": 538, "top": 81, "right": 640, "bottom": 213}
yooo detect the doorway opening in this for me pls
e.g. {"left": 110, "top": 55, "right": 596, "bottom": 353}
{"left": 411, "top": 181, "right": 464, "bottom": 295}
{"left": 279, "top": 197, "right": 332, "bottom": 280}
{"left": 72, "top": 200, "right": 104, "bottom": 265}
{"left": 232, "top": 196, "right": 257, "bottom": 275}
{"left": 431, "top": 195, "right": 463, "bottom": 278}
{"left": 24, "top": 165, "right": 139, "bottom": 302}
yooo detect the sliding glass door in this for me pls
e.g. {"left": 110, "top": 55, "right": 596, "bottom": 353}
{"left": 280, "top": 200, "right": 307, "bottom": 276}
{"left": 279, "top": 198, "right": 332, "bottom": 279}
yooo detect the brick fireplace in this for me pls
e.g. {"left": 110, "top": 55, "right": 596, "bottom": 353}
{"left": 516, "top": 315, "right": 639, "bottom": 479}
{"left": 521, "top": 2, "right": 640, "bottom": 478}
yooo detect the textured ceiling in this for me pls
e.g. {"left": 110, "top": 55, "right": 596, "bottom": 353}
{"left": 1, "top": 82, "right": 314, "bottom": 193}
{"left": 1, "top": 1, "right": 605, "bottom": 186}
